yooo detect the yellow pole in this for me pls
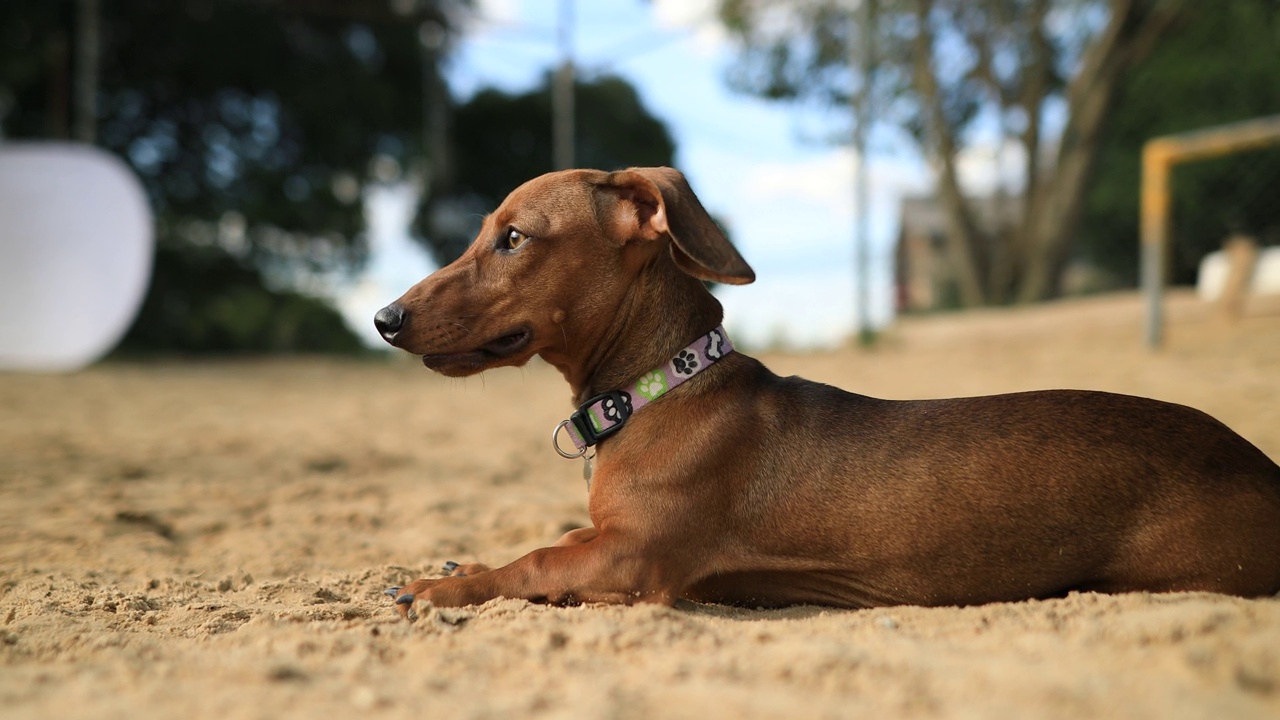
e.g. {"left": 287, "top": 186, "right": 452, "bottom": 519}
{"left": 1140, "top": 141, "right": 1171, "bottom": 348}
{"left": 1139, "top": 115, "right": 1280, "bottom": 349}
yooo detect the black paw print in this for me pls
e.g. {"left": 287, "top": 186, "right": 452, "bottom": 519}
{"left": 602, "top": 392, "right": 633, "bottom": 422}
{"left": 672, "top": 350, "right": 699, "bottom": 377}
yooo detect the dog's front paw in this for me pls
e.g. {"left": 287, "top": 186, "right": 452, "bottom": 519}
{"left": 443, "top": 560, "right": 491, "bottom": 577}
{"left": 383, "top": 578, "right": 437, "bottom": 621}
{"left": 384, "top": 561, "right": 493, "bottom": 619}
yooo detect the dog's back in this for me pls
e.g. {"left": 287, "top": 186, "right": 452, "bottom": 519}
{"left": 692, "top": 368, "right": 1280, "bottom": 607}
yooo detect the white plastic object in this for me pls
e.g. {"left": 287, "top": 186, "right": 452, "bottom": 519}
{"left": 0, "top": 143, "right": 154, "bottom": 371}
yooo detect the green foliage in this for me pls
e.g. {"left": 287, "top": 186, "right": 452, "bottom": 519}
{"left": 1079, "top": 0, "right": 1280, "bottom": 285}
{"left": 1, "top": 3, "right": 689, "bottom": 353}
{"left": 2, "top": 1, "right": 447, "bottom": 245}
{"left": 422, "top": 74, "right": 678, "bottom": 263}
{"left": 717, "top": 0, "right": 1070, "bottom": 147}
{"left": 0, "top": 0, "right": 463, "bottom": 354}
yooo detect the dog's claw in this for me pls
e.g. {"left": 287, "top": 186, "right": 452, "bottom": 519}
{"left": 395, "top": 593, "right": 415, "bottom": 605}
{"left": 383, "top": 586, "right": 402, "bottom": 598}
{"left": 442, "top": 561, "right": 459, "bottom": 573}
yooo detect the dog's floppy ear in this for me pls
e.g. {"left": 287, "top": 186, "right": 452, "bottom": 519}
{"left": 597, "top": 167, "right": 755, "bottom": 285}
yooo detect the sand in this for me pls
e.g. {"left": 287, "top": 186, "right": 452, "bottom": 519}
{"left": 2, "top": 290, "right": 1278, "bottom": 719}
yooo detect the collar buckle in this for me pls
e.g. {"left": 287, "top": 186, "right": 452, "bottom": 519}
{"left": 570, "top": 389, "right": 633, "bottom": 448}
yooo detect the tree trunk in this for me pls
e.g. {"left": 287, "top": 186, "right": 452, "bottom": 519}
{"left": 1014, "top": 0, "right": 1052, "bottom": 300}
{"left": 1016, "top": 0, "right": 1185, "bottom": 303}
{"left": 913, "top": 0, "right": 987, "bottom": 307}
{"left": 422, "top": 24, "right": 452, "bottom": 194}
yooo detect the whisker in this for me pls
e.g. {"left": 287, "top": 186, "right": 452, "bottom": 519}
{"left": 440, "top": 321, "right": 470, "bottom": 345}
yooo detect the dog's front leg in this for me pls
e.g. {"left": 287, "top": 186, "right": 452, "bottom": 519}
{"left": 424, "top": 526, "right": 602, "bottom": 580}
{"left": 386, "top": 532, "right": 678, "bottom": 619}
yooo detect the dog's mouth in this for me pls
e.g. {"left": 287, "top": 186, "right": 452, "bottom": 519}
{"left": 420, "top": 326, "right": 533, "bottom": 375}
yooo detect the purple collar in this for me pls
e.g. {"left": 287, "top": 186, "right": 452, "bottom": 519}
{"left": 552, "top": 325, "right": 734, "bottom": 458}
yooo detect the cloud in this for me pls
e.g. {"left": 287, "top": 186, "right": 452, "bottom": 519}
{"left": 468, "top": 0, "right": 522, "bottom": 31}
{"left": 724, "top": 147, "right": 927, "bottom": 256}
{"left": 650, "top": 0, "right": 728, "bottom": 54}
{"left": 739, "top": 149, "right": 858, "bottom": 216}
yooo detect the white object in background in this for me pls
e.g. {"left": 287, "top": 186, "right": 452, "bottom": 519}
{"left": 0, "top": 143, "right": 154, "bottom": 371}
{"left": 1197, "top": 246, "right": 1280, "bottom": 300}
{"left": 334, "top": 182, "right": 437, "bottom": 349}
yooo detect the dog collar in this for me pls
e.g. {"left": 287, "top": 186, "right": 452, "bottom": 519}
{"left": 552, "top": 325, "right": 734, "bottom": 458}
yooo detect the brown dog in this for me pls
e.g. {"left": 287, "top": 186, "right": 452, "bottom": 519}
{"left": 374, "top": 167, "right": 1280, "bottom": 618}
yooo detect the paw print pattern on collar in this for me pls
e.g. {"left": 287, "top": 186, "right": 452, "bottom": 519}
{"left": 555, "top": 325, "right": 735, "bottom": 454}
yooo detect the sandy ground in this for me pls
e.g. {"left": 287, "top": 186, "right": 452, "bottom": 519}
{"left": 2, "top": 290, "right": 1279, "bottom": 720}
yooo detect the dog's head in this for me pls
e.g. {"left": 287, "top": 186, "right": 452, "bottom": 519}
{"left": 374, "top": 166, "right": 754, "bottom": 377}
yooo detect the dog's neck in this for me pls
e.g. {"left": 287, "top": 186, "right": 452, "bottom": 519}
{"left": 546, "top": 257, "right": 725, "bottom": 406}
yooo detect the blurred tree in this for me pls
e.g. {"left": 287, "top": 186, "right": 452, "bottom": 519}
{"left": 113, "top": 243, "right": 369, "bottom": 354}
{"left": 422, "top": 73, "right": 678, "bottom": 262}
{"left": 719, "top": 0, "right": 1187, "bottom": 306}
{"left": 0, "top": 0, "right": 466, "bottom": 353}
{"left": 1079, "top": 0, "right": 1280, "bottom": 286}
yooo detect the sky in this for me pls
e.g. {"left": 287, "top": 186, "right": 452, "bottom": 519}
{"left": 339, "top": 0, "right": 955, "bottom": 350}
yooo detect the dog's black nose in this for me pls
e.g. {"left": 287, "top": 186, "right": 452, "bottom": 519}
{"left": 374, "top": 304, "right": 406, "bottom": 342}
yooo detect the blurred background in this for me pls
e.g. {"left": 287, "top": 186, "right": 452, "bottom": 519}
{"left": 1, "top": 0, "right": 1278, "bottom": 359}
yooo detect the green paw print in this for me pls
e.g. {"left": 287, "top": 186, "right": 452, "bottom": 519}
{"left": 637, "top": 371, "right": 668, "bottom": 400}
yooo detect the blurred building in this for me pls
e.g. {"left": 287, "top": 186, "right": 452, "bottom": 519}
{"left": 894, "top": 193, "right": 1022, "bottom": 312}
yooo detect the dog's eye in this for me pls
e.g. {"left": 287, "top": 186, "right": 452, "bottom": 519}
{"left": 505, "top": 228, "right": 530, "bottom": 251}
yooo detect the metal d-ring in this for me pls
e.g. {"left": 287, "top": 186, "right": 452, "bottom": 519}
{"left": 552, "top": 419, "right": 586, "bottom": 459}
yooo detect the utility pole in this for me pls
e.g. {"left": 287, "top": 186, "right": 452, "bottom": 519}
{"left": 419, "top": 18, "right": 451, "bottom": 195}
{"left": 74, "top": 0, "right": 100, "bottom": 144}
{"left": 850, "top": 0, "right": 876, "bottom": 346}
{"left": 552, "top": 0, "right": 575, "bottom": 170}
